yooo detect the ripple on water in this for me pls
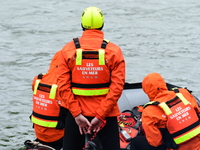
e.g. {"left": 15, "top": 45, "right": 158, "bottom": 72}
{"left": 0, "top": 0, "right": 200, "bottom": 149}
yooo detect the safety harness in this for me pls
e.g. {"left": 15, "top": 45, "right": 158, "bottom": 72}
{"left": 71, "top": 38, "right": 111, "bottom": 96}
{"left": 31, "top": 74, "right": 64, "bottom": 129}
{"left": 144, "top": 88, "right": 200, "bottom": 146}
{"left": 33, "top": 74, "right": 57, "bottom": 99}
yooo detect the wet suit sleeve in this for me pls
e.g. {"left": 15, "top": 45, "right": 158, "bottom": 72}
{"left": 57, "top": 49, "right": 82, "bottom": 117}
{"left": 189, "top": 93, "right": 200, "bottom": 116}
{"left": 96, "top": 46, "right": 125, "bottom": 119}
{"left": 180, "top": 88, "right": 200, "bottom": 117}
{"left": 142, "top": 106, "right": 165, "bottom": 147}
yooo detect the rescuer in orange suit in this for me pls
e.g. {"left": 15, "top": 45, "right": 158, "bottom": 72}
{"left": 31, "top": 50, "right": 68, "bottom": 150}
{"left": 130, "top": 73, "right": 200, "bottom": 150}
{"left": 57, "top": 6, "right": 125, "bottom": 150}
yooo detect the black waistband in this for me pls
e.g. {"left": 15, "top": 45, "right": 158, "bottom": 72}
{"left": 71, "top": 82, "right": 110, "bottom": 89}
{"left": 32, "top": 111, "right": 60, "bottom": 121}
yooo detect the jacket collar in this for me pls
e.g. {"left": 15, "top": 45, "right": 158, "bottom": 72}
{"left": 82, "top": 30, "right": 104, "bottom": 39}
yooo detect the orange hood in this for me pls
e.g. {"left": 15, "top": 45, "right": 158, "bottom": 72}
{"left": 142, "top": 73, "right": 168, "bottom": 101}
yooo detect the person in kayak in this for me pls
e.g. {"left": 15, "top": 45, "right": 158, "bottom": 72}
{"left": 30, "top": 50, "right": 68, "bottom": 150}
{"left": 130, "top": 72, "right": 200, "bottom": 150}
{"left": 57, "top": 6, "right": 125, "bottom": 150}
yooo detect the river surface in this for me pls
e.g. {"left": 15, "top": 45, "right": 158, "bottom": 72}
{"left": 0, "top": 0, "right": 200, "bottom": 149}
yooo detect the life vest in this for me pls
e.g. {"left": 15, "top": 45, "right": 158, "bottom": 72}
{"left": 31, "top": 74, "right": 63, "bottom": 129}
{"left": 71, "top": 38, "right": 111, "bottom": 96}
{"left": 144, "top": 89, "right": 200, "bottom": 145}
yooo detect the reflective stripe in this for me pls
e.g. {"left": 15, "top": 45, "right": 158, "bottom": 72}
{"left": 76, "top": 49, "right": 83, "bottom": 65}
{"left": 174, "top": 126, "right": 200, "bottom": 144}
{"left": 176, "top": 93, "right": 190, "bottom": 105}
{"left": 119, "top": 123, "right": 124, "bottom": 127}
{"left": 33, "top": 79, "right": 40, "bottom": 95}
{"left": 144, "top": 101, "right": 156, "bottom": 107}
{"left": 34, "top": 80, "right": 57, "bottom": 99}
{"left": 103, "top": 39, "right": 110, "bottom": 43}
{"left": 171, "top": 87, "right": 178, "bottom": 91}
{"left": 159, "top": 102, "right": 172, "bottom": 115}
{"left": 49, "top": 84, "right": 57, "bottom": 99}
{"left": 31, "top": 116, "right": 58, "bottom": 128}
{"left": 76, "top": 49, "right": 105, "bottom": 65}
{"left": 72, "top": 88, "right": 109, "bottom": 96}
{"left": 99, "top": 49, "right": 105, "bottom": 65}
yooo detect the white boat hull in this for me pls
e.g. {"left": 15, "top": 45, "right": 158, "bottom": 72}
{"left": 118, "top": 82, "right": 200, "bottom": 112}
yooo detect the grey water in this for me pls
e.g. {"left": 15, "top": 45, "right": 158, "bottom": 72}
{"left": 0, "top": 0, "right": 199, "bottom": 149}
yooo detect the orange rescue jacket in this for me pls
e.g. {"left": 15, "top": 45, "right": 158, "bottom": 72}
{"left": 57, "top": 30, "right": 125, "bottom": 118}
{"left": 71, "top": 38, "right": 110, "bottom": 96}
{"left": 31, "top": 73, "right": 64, "bottom": 129}
{"left": 144, "top": 90, "right": 200, "bottom": 148}
{"left": 141, "top": 73, "right": 200, "bottom": 150}
{"left": 31, "top": 50, "right": 65, "bottom": 142}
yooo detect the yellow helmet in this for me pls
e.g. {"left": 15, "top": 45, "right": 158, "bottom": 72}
{"left": 81, "top": 7, "right": 104, "bottom": 29}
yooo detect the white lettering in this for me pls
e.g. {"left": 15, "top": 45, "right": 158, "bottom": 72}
{"left": 77, "top": 67, "right": 104, "bottom": 71}
{"left": 89, "top": 71, "right": 98, "bottom": 75}
{"left": 39, "top": 103, "right": 47, "bottom": 107}
{"left": 170, "top": 106, "right": 191, "bottom": 119}
{"left": 33, "top": 96, "right": 53, "bottom": 104}
{"left": 182, "top": 112, "right": 189, "bottom": 118}
{"left": 82, "top": 71, "right": 88, "bottom": 75}
{"left": 176, "top": 116, "right": 182, "bottom": 121}
{"left": 39, "top": 94, "right": 45, "bottom": 98}
{"left": 86, "top": 63, "right": 94, "bottom": 66}
{"left": 175, "top": 106, "right": 182, "bottom": 112}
